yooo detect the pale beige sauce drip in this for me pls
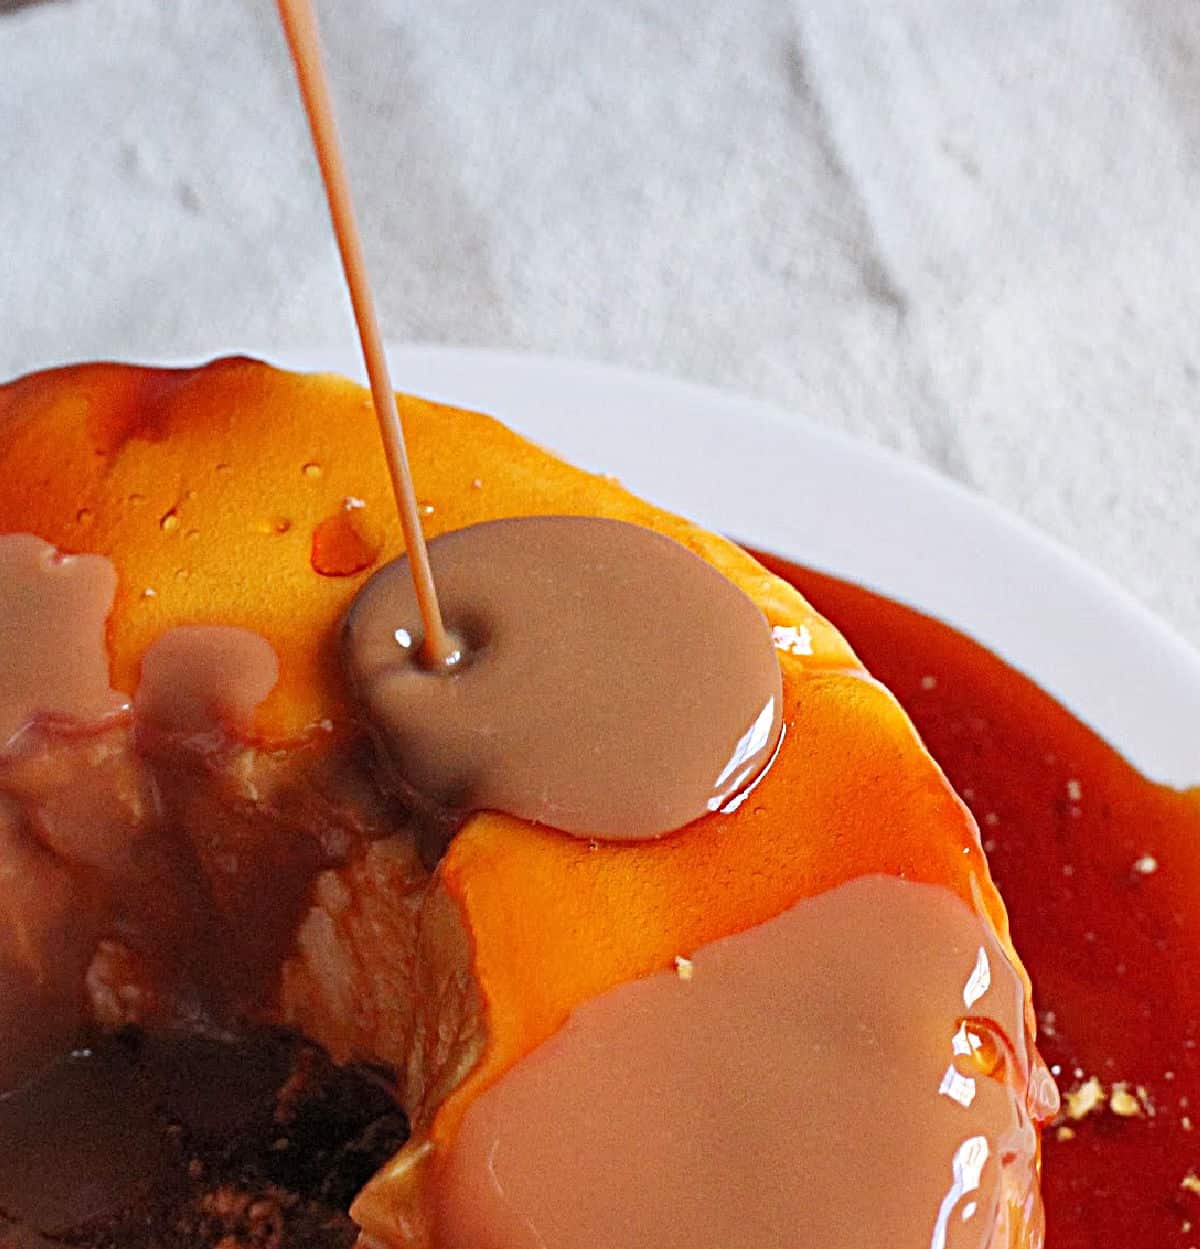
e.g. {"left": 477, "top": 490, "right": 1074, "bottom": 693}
{"left": 0, "top": 1040, "right": 165, "bottom": 1234}
{"left": 0, "top": 534, "right": 130, "bottom": 749}
{"left": 435, "top": 875, "right": 1051, "bottom": 1249}
{"left": 342, "top": 516, "right": 783, "bottom": 840}
{"left": 135, "top": 625, "right": 279, "bottom": 736}
{"left": 276, "top": 0, "right": 452, "bottom": 667}
{"left": 276, "top": 1, "right": 785, "bottom": 840}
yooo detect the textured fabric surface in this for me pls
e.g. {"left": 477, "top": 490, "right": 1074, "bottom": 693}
{"left": 2, "top": 0, "right": 1197, "bottom": 644}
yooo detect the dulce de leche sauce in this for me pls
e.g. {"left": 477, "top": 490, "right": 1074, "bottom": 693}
{"left": 0, "top": 535, "right": 136, "bottom": 1089}
{"left": 0, "top": 535, "right": 291, "bottom": 1095}
{"left": 135, "top": 625, "right": 279, "bottom": 735}
{"left": 433, "top": 874, "right": 1051, "bottom": 1249}
{"left": 342, "top": 516, "right": 783, "bottom": 840}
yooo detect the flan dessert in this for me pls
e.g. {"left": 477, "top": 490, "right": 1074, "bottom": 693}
{"left": 0, "top": 358, "right": 1057, "bottom": 1248}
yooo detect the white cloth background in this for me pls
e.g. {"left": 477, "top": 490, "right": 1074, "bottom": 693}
{"left": 2, "top": 0, "right": 1198, "bottom": 646}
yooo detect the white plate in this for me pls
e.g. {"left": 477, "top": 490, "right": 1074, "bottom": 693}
{"left": 265, "top": 344, "right": 1200, "bottom": 788}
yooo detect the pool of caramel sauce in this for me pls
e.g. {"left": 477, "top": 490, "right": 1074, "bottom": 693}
{"left": 755, "top": 553, "right": 1200, "bottom": 1249}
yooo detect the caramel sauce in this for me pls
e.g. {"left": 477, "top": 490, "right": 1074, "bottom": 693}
{"left": 0, "top": 536, "right": 129, "bottom": 749}
{"left": 756, "top": 553, "right": 1200, "bottom": 1249}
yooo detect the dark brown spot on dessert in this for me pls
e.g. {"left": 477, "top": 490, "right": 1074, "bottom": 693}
{"left": 310, "top": 505, "right": 383, "bottom": 579}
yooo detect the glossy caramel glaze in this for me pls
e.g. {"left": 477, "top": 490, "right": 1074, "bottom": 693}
{"left": 759, "top": 555, "right": 1200, "bottom": 1249}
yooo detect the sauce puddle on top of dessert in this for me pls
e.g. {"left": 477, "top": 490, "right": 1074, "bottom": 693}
{"left": 754, "top": 554, "right": 1200, "bottom": 1249}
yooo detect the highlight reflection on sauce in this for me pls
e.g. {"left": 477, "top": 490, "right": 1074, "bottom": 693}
{"left": 757, "top": 553, "right": 1200, "bottom": 1249}
{"left": 931, "top": 1136, "right": 989, "bottom": 1249}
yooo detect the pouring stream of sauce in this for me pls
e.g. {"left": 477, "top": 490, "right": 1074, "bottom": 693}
{"left": 276, "top": 0, "right": 453, "bottom": 669}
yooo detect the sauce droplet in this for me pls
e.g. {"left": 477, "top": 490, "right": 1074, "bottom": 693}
{"left": 434, "top": 877, "right": 1044, "bottom": 1249}
{"left": 311, "top": 505, "right": 383, "bottom": 578}
{"left": 953, "top": 1017, "right": 1008, "bottom": 1080}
